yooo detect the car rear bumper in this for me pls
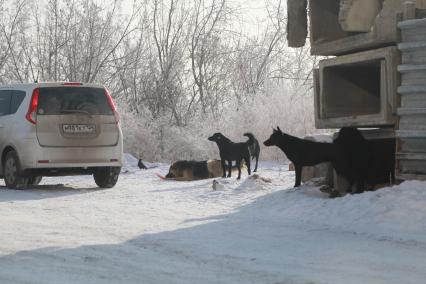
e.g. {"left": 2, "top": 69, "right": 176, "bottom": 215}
{"left": 18, "top": 137, "right": 123, "bottom": 170}
{"left": 22, "top": 166, "right": 121, "bottom": 177}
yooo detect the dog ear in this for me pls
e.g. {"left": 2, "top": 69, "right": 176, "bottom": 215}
{"left": 277, "top": 126, "right": 282, "bottom": 133}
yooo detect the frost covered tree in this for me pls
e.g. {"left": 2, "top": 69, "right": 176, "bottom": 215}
{"left": 0, "top": 0, "right": 319, "bottom": 161}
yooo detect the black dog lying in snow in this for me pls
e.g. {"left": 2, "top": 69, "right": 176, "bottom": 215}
{"left": 208, "top": 132, "right": 254, "bottom": 179}
{"left": 244, "top": 132, "right": 260, "bottom": 172}
{"left": 263, "top": 127, "right": 337, "bottom": 188}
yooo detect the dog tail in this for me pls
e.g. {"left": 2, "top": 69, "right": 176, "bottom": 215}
{"left": 243, "top": 132, "right": 256, "bottom": 146}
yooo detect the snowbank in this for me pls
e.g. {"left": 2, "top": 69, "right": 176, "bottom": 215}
{"left": 249, "top": 179, "right": 426, "bottom": 243}
{"left": 1, "top": 162, "right": 426, "bottom": 284}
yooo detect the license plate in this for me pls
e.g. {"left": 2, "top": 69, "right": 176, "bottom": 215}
{"left": 62, "top": 124, "right": 96, "bottom": 134}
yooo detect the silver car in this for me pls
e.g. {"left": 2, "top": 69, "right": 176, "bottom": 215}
{"left": 0, "top": 82, "right": 123, "bottom": 189}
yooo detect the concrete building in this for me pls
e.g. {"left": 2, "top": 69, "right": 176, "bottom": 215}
{"left": 287, "top": 0, "right": 426, "bottom": 192}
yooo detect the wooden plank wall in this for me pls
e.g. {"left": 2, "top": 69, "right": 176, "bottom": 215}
{"left": 396, "top": 2, "right": 426, "bottom": 180}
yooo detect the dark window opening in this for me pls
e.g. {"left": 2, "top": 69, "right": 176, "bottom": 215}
{"left": 322, "top": 60, "right": 382, "bottom": 119}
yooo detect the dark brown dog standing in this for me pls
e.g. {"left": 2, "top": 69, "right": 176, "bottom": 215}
{"left": 244, "top": 132, "right": 260, "bottom": 172}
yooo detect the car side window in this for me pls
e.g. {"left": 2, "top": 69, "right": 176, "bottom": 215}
{"left": 0, "top": 90, "right": 12, "bottom": 116}
{"left": 10, "top": 90, "right": 26, "bottom": 114}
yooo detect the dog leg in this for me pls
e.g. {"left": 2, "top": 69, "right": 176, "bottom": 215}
{"left": 294, "top": 165, "right": 302, "bottom": 187}
{"left": 346, "top": 180, "right": 355, "bottom": 194}
{"left": 236, "top": 160, "right": 242, "bottom": 180}
{"left": 227, "top": 160, "right": 232, "bottom": 178}
{"left": 244, "top": 156, "right": 251, "bottom": 176}
{"left": 221, "top": 159, "right": 226, "bottom": 178}
{"left": 354, "top": 179, "right": 365, "bottom": 194}
{"left": 254, "top": 154, "right": 259, "bottom": 172}
{"left": 390, "top": 170, "right": 395, "bottom": 185}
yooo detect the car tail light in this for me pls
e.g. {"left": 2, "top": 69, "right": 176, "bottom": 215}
{"left": 104, "top": 88, "right": 120, "bottom": 123}
{"left": 26, "top": 88, "right": 40, "bottom": 124}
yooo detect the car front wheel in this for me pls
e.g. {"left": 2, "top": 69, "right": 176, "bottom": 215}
{"left": 3, "top": 151, "right": 28, "bottom": 189}
{"left": 93, "top": 167, "right": 121, "bottom": 188}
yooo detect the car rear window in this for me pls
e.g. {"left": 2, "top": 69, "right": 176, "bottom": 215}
{"left": 37, "top": 87, "right": 113, "bottom": 115}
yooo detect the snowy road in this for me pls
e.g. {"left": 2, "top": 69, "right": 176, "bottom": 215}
{"left": 1, "top": 160, "right": 426, "bottom": 284}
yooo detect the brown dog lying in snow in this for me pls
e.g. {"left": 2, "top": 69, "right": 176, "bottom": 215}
{"left": 164, "top": 160, "right": 241, "bottom": 181}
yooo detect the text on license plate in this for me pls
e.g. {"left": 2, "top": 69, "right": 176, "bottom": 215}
{"left": 62, "top": 124, "right": 96, "bottom": 134}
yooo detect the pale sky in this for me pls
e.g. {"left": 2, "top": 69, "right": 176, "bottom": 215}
{"left": 231, "top": 0, "right": 269, "bottom": 34}
{"left": 119, "top": 0, "right": 270, "bottom": 35}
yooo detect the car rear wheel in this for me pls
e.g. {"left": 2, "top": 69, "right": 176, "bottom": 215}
{"left": 28, "top": 176, "right": 43, "bottom": 185}
{"left": 93, "top": 167, "right": 120, "bottom": 188}
{"left": 3, "top": 151, "right": 28, "bottom": 189}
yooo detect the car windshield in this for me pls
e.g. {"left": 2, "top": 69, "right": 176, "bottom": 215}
{"left": 37, "top": 87, "right": 113, "bottom": 115}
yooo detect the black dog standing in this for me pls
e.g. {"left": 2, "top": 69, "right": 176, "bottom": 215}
{"left": 333, "top": 127, "right": 369, "bottom": 193}
{"left": 264, "top": 127, "right": 395, "bottom": 193}
{"left": 263, "top": 127, "right": 337, "bottom": 188}
{"left": 208, "top": 133, "right": 253, "bottom": 179}
{"left": 333, "top": 127, "right": 396, "bottom": 193}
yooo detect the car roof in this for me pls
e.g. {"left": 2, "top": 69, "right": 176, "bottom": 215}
{"left": 0, "top": 82, "right": 105, "bottom": 91}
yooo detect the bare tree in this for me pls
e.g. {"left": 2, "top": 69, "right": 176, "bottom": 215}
{"left": 188, "top": 0, "right": 229, "bottom": 117}
{"left": 111, "top": 3, "right": 153, "bottom": 114}
{"left": 150, "top": 0, "right": 189, "bottom": 125}
{"left": 0, "top": 0, "right": 320, "bottom": 160}
{"left": 21, "top": 0, "right": 138, "bottom": 83}
{"left": 0, "top": 0, "right": 28, "bottom": 83}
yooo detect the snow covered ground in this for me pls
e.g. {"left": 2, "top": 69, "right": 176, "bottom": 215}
{"left": 1, "top": 156, "right": 426, "bottom": 284}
